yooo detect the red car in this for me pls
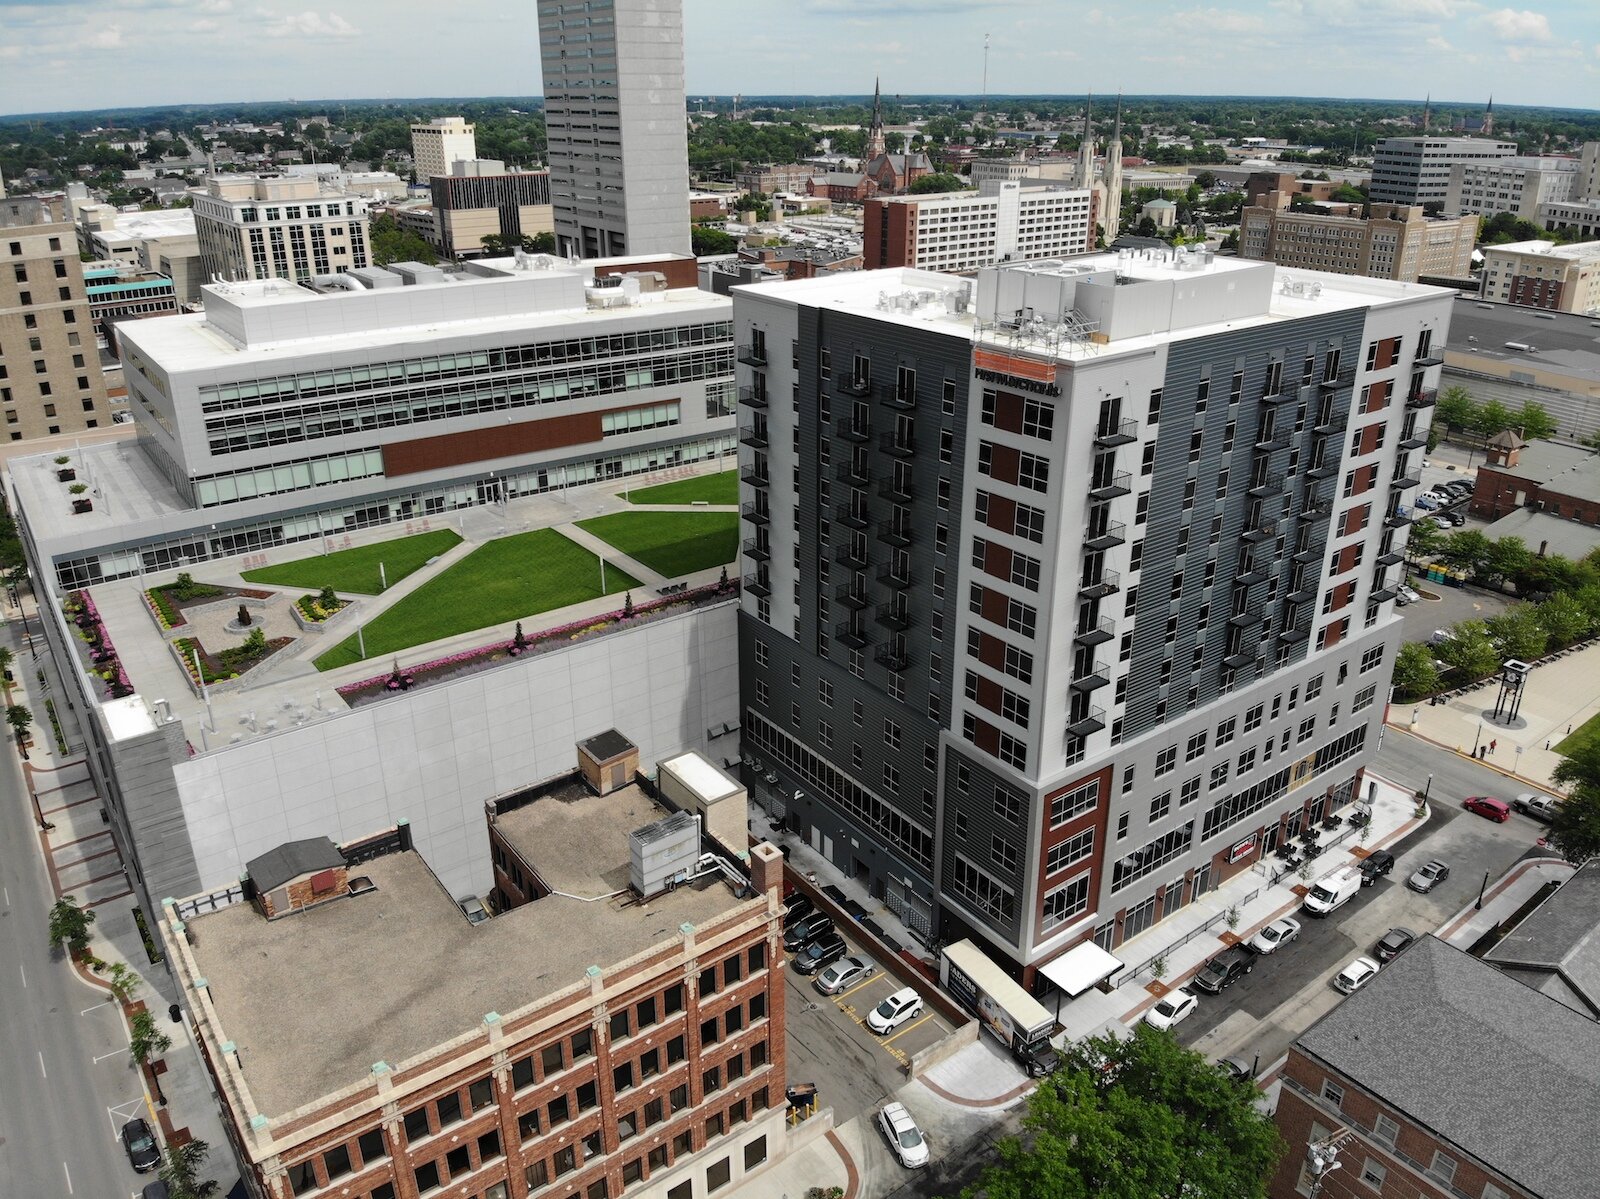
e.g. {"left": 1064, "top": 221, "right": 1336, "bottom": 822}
{"left": 1463, "top": 796, "right": 1511, "bottom": 823}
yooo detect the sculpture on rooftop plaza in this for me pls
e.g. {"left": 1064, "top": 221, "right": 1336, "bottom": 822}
{"left": 237, "top": 603, "right": 252, "bottom": 628}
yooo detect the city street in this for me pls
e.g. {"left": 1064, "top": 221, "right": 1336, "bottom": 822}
{"left": 0, "top": 743, "right": 155, "bottom": 1199}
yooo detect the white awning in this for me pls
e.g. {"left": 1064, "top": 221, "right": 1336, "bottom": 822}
{"left": 1040, "top": 941, "right": 1124, "bottom": 998}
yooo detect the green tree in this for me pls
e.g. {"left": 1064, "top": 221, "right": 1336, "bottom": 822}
{"left": 368, "top": 213, "right": 437, "bottom": 267}
{"left": 1392, "top": 641, "right": 1440, "bottom": 699}
{"left": 1434, "top": 385, "right": 1477, "bottom": 439}
{"left": 1548, "top": 741, "right": 1600, "bottom": 863}
{"left": 908, "top": 172, "right": 968, "bottom": 195}
{"left": 1515, "top": 400, "right": 1558, "bottom": 440}
{"left": 967, "top": 1025, "right": 1284, "bottom": 1199}
{"left": 6, "top": 703, "right": 32, "bottom": 740}
{"left": 1406, "top": 519, "right": 1447, "bottom": 563}
{"left": 1485, "top": 604, "right": 1547, "bottom": 661}
{"left": 48, "top": 894, "right": 95, "bottom": 953}
{"left": 1439, "top": 620, "right": 1501, "bottom": 680}
{"left": 1538, "top": 590, "right": 1593, "bottom": 646}
{"left": 159, "top": 1138, "right": 220, "bottom": 1199}
{"left": 104, "top": 961, "right": 140, "bottom": 1004}
{"left": 129, "top": 1009, "right": 172, "bottom": 1065}
{"left": 1481, "top": 535, "right": 1532, "bottom": 588}
{"left": 1437, "top": 529, "right": 1490, "bottom": 575}
{"left": 1471, "top": 399, "right": 1515, "bottom": 439}
{"left": 690, "top": 225, "right": 738, "bottom": 256}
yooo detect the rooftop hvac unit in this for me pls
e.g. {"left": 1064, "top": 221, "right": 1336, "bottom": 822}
{"left": 629, "top": 810, "right": 700, "bottom": 898}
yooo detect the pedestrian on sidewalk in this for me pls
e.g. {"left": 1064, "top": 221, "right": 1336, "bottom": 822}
{"left": 1490, "top": 739, "right": 1497, "bottom": 754}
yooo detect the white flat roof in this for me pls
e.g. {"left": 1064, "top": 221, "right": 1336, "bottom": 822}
{"left": 102, "top": 695, "right": 158, "bottom": 740}
{"left": 1040, "top": 941, "right": 1124, "bottom": 997}
{"left": 660, "top": 751, "right": 741, "bottom": 802}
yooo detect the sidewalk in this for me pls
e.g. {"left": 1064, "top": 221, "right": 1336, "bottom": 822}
{"left": 1436, "top": 854, "right": 1573, "bottom": 948}
{"left": 1393, "top": 638, "right": 1600, "bottom": 794}
{"left": 5, "top": 617, "right": 241, "bottom": 1195}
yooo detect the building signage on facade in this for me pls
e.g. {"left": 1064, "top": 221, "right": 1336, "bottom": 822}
{"left": 973, "top": 347, "right": 1061, "bottom": 396}
{"left": 1227, "top": 835, "right": 1256, "bottom": 864}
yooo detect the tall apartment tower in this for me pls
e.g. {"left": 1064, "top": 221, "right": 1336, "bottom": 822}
{"left": 1, "top": 198, "right": 113, "bottom": 441}
{"left": 409, "top": 116, "right": 478, "bottom": 182}
{"left": 734, "top": 252, "right": 1451, "bottom": 983}
{"left": 539, "top": 0, "right": 692, "bottom": 259}
{"left": 191, "top": 174, "right": 370, "bottom": 284}
{"left": 1369, "top": 137, "right": 1518, "bottom": 207}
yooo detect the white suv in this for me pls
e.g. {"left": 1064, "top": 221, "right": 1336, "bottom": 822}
{"left": 867, "top": 987, "right": 924, "bottom": 1034}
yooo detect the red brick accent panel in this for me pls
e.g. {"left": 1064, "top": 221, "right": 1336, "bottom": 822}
{"left": 383, "top": 412, "right": 602, "bottom": 476}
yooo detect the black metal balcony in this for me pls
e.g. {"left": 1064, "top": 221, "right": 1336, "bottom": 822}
{"left": 834, "top": 620, "right": 871, "bottom": 649}
{"left": 1240, "top": 521, "right": 1279, "bottom": 543}
{"left": 1074, "top": 616, "right": 1115, "bottom": 646}
{"left": 742, "top": 573, "right": 771, "bottom": 598}
{"left": 1224, "top": 649, "right": 1264, "bottom": 669}
{"left": 1370, "top": 585, "right": 1398, "bottom": 604}
{"left": 742, "top": 538, "right": 770, "bottom": 562}
{"left": 1376, "top": 550, "right": 1404, "bottom": 567}
{"left": 836, "top": 376, "right": 872, "bottom": 398}
{"left": 835, "top": 583, "right": 870, "bottom": 609}
{"left": 1292, "top": 545, "right": 1322, "bottom": 563}
{"left": 1318, "top": 372, "right": 1350, "bottom": 391}
{"left": 878, "top": 430, "right": 915, "bottom": 457}
{"left": 875, "top": 644, "right": 910, "bottom": 671}
{"left": 1287, "top": 585, "right": 1318, "bottom": 604}
{"left": 877, "top": 566, "right": 912, "bottom": 590}
{"left": 1277, "top": 622, "right": 1311, "bottom": 642}
{"left": 1398, "top": 427, "right": 1428, "bottom": 450}
{"left": 738, "top": 422, "right": 769, "bottom": 450}
{"left": 1407, "top": 387, "right": 1438, "bottom": 410}
{"left": 876, "top": 603, "right": 913, "bottom": 631}
{"left": 1236, "top": 567, "right": 1269, "bottom": 586}
{"left": 1312, "top": 410, "right": 1347, "bottom": 435}
{"left": 737, "top": 343, "right": 767, "bottom": 367}
{"left": 1080, "top": 568, "right": 1122, "bottom": 599}
{"left": 741, "top": 502, "right": 769, "bottom": 525}
{"left": 1094, "top": 418, "right": 1138, "bottom": 447}
{"left": 878, "top": 384, "right": 916, "bottom": 411}
{"left": 833, "top": 417, "right": 871, "bottom": 443}
{"left": 1253, "top": 429, "right": 1291, "bottom": 452}
{"left": 1391, "top": 472, "right": 1421, "bottom": 491}
{"left": 1248, "top": 474, "right": 1284, "bottom": 498}
{"left": 741, "top": 467, "right": 770, "bottom": 489}
{"left": 1306, "top": 461, "right": 1338, "bottom": 479}
{"left": 1415, "top": 354, "right": 1444, "bottom": 368}
{"left": 834, "top": 457, "right": 871, "bottom": 486}
{"left": 1070, "top": 660, "right": 1111, "bottom": 692}
{"left": 1299, "top": 501, "right": 1332, "bottom": 521}
{"left": 1067, "top": 705, "right": 1107, "bottom": 737}
{"left": 834, "top": 542, "right": 868, "bottom": 569}
{"left": 1260, "top": 388, "right": 1296, "bottom": 405}
{"left": 878, "top": 475, "right": 913, "bottom": 503}
{"left": 1083, "top": 519, "right": 1127, "bottom": 551}
{"left": 1228, "top": 608, "right": 1266, "bottom": 629}
{"left": 834, "top": 504, "right": 870, "bottom": 531}
{"left": 1384, "top": 506, "right": 1413, "bottom": 529}
{"left": 879, "top": 521, "right": 914, "bottom": 548}
{"left": 738, "top": 385, "right": 767, "bottom": 410}
{"left": 1088, "top": 471, "right": 1132, "bottom": 501}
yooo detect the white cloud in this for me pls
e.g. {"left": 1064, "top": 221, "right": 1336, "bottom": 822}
{"left": 1172, "top": 7, "right": 1268, "bottom": 34}
{"left": 88, "top": 24, "right": 122, "bottom": 47}
{"left": 264, "top": 9, "right": 357, "bottom": 37}
{"left": 1481, "top": 8, "right": 1553, "bottom": 41}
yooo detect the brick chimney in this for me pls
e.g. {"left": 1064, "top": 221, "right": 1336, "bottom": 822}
{"left": 748, "top": 841, "right": 785, "bottom": 901}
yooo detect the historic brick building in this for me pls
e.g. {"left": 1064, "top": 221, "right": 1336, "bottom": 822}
{"left": 1470, "top": 434, "right": 1600, "bottom": 525}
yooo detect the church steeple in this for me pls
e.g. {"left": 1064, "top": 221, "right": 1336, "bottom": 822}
{"left": 866, "top": 77, "right": 886, "bottom": 161}
{"left": 1421, "top": 93, "right": 1431, "bottom": 132}
{"left": 1482, "top": 95, "right": 1495, "bottom": 137}
{"left": 1103, "top": 94, "right": 1126, "bottom": 245}
{"left": 1077, "top": 92, "right": 1096, "bottom": 189}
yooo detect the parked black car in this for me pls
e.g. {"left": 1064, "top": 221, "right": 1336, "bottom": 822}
{"left": 1374, "top": 927, "right": 1417, "bottom": 962}
{"left": 121, "top": 1117, "right": 160, "bottom": 1173}
{"left": 792, "top": 931, "right": 849, "bottom": 975}
{"left": 783, "top": 912, "right": 834, "bottom": 951}
{"left": 1359, "top": 850, "right": 1395, "bottom": 886}
{"left": 1192, "top": 947, "right": 1254, "bottom": 994}
{"left": 782, "top": 892, "right": 814, "bottom": 927}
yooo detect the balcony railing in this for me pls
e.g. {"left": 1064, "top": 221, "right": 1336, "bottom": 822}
{"left": 738, "top": 422, "right": 769, "bottom": 450}
{"left": 1247, "top": 473, "right": 1284, "bottom": 498}
{"left": 877, "top": 566, "right": 912, "bottom": 591}
{"left": 878, "top": 475, "right": 913, "bottom": 503}
{"left": 1088, "top": 471, "right": 1132, "bottom": 501}
{"left": 741, "top": 467, "right": 770, "bottom": 489}
{"left": 878, "top": 521, "right": 914, "bottom": 548}
{"left": 833, "top": 417, "right": 871, "bottom": 443}
{"left": 1083, "top": 519, "right": 1127, "bottom": 551}
{"left": 742, "top": 573, "right": 771, "bottom": 598}
{"left": 1253, "top": 429, "right": 1291, "bottom": 452}
{"left": 1415, "top": 353, "right": 1444, "bottom": 368}
{"left": 1093, "top": 418, "right": 1138, "bottom": 447}
{"left": 740, "top": 502, "right": 769, "bottom": 525}
{"left": 836, "top": 376, "right": 872, "bottom": 398}
{"left": 1080, "top": 568, "right": 1122, "bottom": 600}
{"left": 737, "top": 385, "right": 767, "bottom": 410}
{"left": 1277, "top": 621, "right": 1311, "bottom": 641}
{"left": 876, "top": 603, "right": 913, "bottom": 631}
{"left": 1312, "top": 410, "right": 1347, "bottom": 435}
{"left": 833, "top": 620, "right": 871, "bottom": 649}
{"left": 834, "top": 504, "right": 870, "bottom": 531}
{"left": 878, "top": 430, "right": 915, "bottom": 457}
{"left": 877, "top": 384, "right": 916, "bottom": 411}
{"left": 1074, "top": 616, "right": 1115, "bottom": 645}
{"left": 874, "top": 644, "right": 910, "bottom": 671}
{"left": 835, "top": 583, "right": 870, "bottom": 609}
{"left": 1240, "top": 521, "right": 1279, "bottom": 543}
{"left": 742, "top": 538, "right": 769, "bottom": 562}
{"left": 1407, "top": 387, "right": 1438, "bottom": 410}
{"left": 1384, "top": 506, "right": 1413, "bottom": 528}
{"left": 834, "top": 457, "right": 871, "bottom": 486}
{"left": 1067, "top": 705, "right": 1107, "bottom": 737}
{"left": 737, "top": 343, "right": 767, "bottom": 367}
{"left": 1070, "top": 660, "right": 1110, "bottom": 692}
{"left": 834, "top": 542, "right": 869, "bottom": 570}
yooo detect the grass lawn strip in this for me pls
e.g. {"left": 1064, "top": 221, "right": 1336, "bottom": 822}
{"left": 576, "top": 511, "right": 738, "bottom": 579}
{"left": 242, "top": 529, "right": 463, "bottom": 596}
{"left": 623, "top": 470, "right": 738, "bottom": 506}
{"left": 314, "top": 528, "right": 638, "bottom": 671}
{"left": 1555, "top": 706, "right": 1600, "bottom": 758}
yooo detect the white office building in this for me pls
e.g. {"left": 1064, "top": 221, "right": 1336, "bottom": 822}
{"left": 1370, "top": 138, "right": 1517, "bottom": 207}
{"left": 1446, "top": 156, "right": 1577, "bottom": 221}
{"left": 539, "top": 0, "right": 692, "bottom": 258}
{"left": 863, "top": 182, "right": 1094, "bottom": 273}
{"left": 409, "top": 116, "right": 478, "bottom": 183}
{"left": 190, "top": 174, "right": 371, "bottom": 284}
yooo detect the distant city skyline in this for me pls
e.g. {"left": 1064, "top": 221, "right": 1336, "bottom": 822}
{"left": 0, "top": 0, "right": 1596, "bottom": 117}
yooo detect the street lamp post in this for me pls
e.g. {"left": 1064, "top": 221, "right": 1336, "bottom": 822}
{"left": 1475, "top": 870, "right": 1490, "bottom": 911}
{"left": 1423, "top": 773, "right": 1433, "bottom": 802}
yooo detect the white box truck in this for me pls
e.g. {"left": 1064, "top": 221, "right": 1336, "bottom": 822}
{"left": 940, "top": 939, "right": 1060, "bottom": 1076}
{"left": 1302, "top": 866, "right": 1362, "bottom": 917}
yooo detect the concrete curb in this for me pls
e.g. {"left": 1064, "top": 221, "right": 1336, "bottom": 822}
{"left": 1384, "top": 723, "right": 1562, "bottom": 794}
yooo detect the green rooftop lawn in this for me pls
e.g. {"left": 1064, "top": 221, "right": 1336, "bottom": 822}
{"left": 313, "top": 529, "right": 638, "bottom": 671}
{"left": 623, "top": 469, "right": 739, "bottom": 506}
{"left": 242, "top": 529, "right": 463, "bottom": 596}
{"left": 576, "top": 511, "right": 739, "bottom": 579}
{"left": 1556, "top": 707, "right": 1600, "bottom": 760}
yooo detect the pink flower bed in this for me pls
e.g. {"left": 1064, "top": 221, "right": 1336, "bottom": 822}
{"left": 70, "top": 591, "right": 134, "bottom": 699}
{"left": 336, "top": 581, "right": 739, "bottom": 707}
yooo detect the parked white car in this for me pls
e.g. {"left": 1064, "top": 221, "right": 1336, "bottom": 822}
{"left": 1247, "top": 916, "right": 1302, "bottom": 956}
{"left": 1334, "top": 956, "right": 1381, "bottom": 994}
{"left": 1143, "top": 988, "right": 1199, "bottom": 1031}
{"left": 878, "top": 1102, "right": 929, "bottom": 1169}
{"left": 866, "top": 987, "right": 924, "bottom": 1035}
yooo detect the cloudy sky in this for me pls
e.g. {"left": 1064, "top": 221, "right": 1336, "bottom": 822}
{"left": 0, "top": 0, "right": 1595, "bottom": 117}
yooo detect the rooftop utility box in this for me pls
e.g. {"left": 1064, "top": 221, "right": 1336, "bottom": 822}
{"left": 578, "top": 729, "right": 639, "bottom": 796}
{"left": 629, "top": 810, "right": 700, "bottom": 898}
{"left": 657, "top": 751, "right": 748, "bottom": 858}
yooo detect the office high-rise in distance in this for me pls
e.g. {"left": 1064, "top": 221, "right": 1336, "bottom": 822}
{"left": 539, "top": 0, "right": 692, "bottom": 259}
